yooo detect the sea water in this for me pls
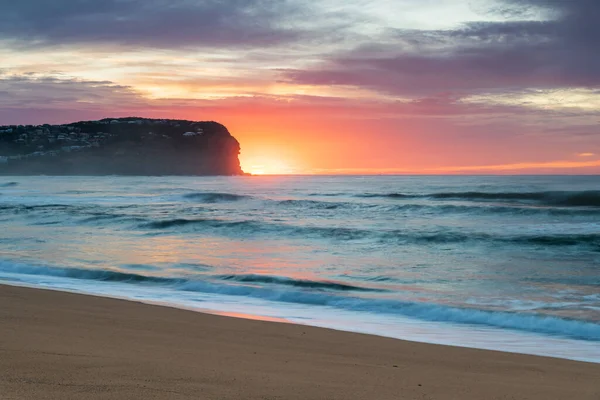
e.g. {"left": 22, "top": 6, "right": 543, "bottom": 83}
{"left": 0, "top": 175, "right": 599, "bottom": 362}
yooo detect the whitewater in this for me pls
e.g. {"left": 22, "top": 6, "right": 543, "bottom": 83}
{"left": 1, "top": 175, "right": 599, "bottom": 362}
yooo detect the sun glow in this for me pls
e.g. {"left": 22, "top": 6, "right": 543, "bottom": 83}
{"left": 241, "top": 155, "right": 299, "bottom": 175}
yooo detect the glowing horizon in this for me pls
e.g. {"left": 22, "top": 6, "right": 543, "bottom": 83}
{"left": 240, "top": 158, "right": 600, "bottom": 175}
{"left": 1, "top": 0, "right": 599, "bottom": 175}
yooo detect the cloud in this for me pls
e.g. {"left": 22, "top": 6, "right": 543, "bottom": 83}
{"left": 577, "top": 152, "right": 595, "bottom": 157}
{"left": 309, "top": 159, "right": 600, "bottom": 174}
{"left": 432, "top": 158, "right": 600, "bottom": 173}
{"left": 0, "top": 72, "right": 160, "bottom": 124}
{"left": 0, "top": 73, "right": 144, "bottom": 109}
{"left": 281, "top": 0, "right": 600, "bottom": 96}
{"left": 0, "top": 72, "right": 571, "bottom": 123}
{"left": 0, "top": 0, "right": 308, "bottom": 49}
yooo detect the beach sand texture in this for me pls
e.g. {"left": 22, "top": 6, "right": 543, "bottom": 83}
{"left": 1, "top": 284, "right": 599, "bottom": 400}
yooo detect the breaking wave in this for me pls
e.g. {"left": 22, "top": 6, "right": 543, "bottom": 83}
{"left": 1, "top": 261, "right": 599, "bottom": 341}
{"left": 0, "top": 262, "right": 183, "bottom": 284}
{"left": 218, "top": 274, "right": 385, "bottom": 292}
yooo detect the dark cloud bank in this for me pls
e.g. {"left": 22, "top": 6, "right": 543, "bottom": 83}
{"left": 0, "top": 0, "right": 304, "bottom": 48}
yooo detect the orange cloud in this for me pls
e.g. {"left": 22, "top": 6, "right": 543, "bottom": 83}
{"left": 309, "top": 159, "right": 600, "bottom": 175}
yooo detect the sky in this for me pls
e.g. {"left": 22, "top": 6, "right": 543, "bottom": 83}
{"left": 0, "top": 0, "right": 599, "bottom": 174}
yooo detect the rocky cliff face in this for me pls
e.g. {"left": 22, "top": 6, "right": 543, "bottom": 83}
{"left": 0, "top": 118, "right": 245, "bottom": 176}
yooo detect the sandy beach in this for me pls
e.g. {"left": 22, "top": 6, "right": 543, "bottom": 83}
{"left": 0, "top": 284, "right": 598, "bottom": 400}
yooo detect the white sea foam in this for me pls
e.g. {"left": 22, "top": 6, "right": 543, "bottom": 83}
{"left": 1, "top": 272, "right": 599, "bottom": 364}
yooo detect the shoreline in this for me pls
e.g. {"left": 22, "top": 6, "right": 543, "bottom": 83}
{"left": 1, "top": 284, "right": 599, "bottom": 399}
{"left": 2, "top": 279, "right": 600, "bottom": 364}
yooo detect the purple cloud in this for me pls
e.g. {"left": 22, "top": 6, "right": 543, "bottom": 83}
{"left": 0, "top": 0, "right": 307, "bottom": 49}
{"left": 281, "top": 0, "right": 600, "bottom": 96}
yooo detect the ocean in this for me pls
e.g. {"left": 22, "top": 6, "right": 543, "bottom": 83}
{"left": 1, "top": 175, "right": 599, "bottom": 362}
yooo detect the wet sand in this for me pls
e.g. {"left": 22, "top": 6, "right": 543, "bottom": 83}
{"left": 1, "top": 284, "right": 599, "bottom": 400}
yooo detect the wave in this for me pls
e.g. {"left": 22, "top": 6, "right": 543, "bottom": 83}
{"left": 272, "top": 199, "right": 600, "bottom": 216}
{"left": 218, "top": 274, "right": 385, "bottom": 292}
{"left": 1, "top": 261, "right": 599, "bottom": 341}
{"left": 3, "top": 193, "right": 598, "bottom": 230}
{"left": 430, "top": 191, "right": 600, "bottom": 207}
{"left": 183, "top": 192, "right": 251, "bottom": 203}
{"left": 3, "top": 201, "right": 597, "bottom": 249}
{"left": 0, "top": 203, "right": 87, "bottom": 212}
{"left": 356, "top": 191, "right": 600, "bottom": 207}
{"left": 276, "top": 199, "right": 344, "bottom": 210}
{"left": 0, "top": 203, "right": 142, "bottom": 220}
{"left": 0, "top": 204, "right": 145, "bottom": 226}
{"left": 79, "top": 214, "right": 146, "bottom": 224}
{"left": 384, "top": 203, "right": 600, "bottom": 216}
{"left": 140, "top": 218, "right": 265, "bottom": 232}
{"left": 61, "top": 190, "right": 96, "bottom": 194}
{"left": 0, "top": 262, "right": 183, "bottom": 284}
{"left": 309, "top": 192, "right": 346, "bottom": 197}
{"left": 385, "top": 231, "right": 600, "bottom": 249}
{"left": 0, "top": 263, "right": 382, "bottom": 294}
{"left": 0, "top": 204, "right": 81, "bottom": 216}
{"left": 517, "top": 234, "right": 600, "bottom": 247}
{"left": 138, "top": 216, "right": 600, "bottom": 249}
{"left": 0, "top": 182, "right": 18, "bottom": 187}
{"left": 139, "top": 218, "right": 372, "bottom": 240}
{"left": 279, "top": 196, "right": 600, "bottom": 215}
{"left": 358, "top": 193, "right": 412, "bottom": 199}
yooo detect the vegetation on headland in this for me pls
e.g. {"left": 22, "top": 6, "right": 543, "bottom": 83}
{"left": 0, "top": 118, "right": 245, "bottom": 175}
